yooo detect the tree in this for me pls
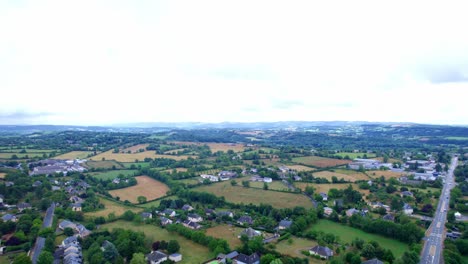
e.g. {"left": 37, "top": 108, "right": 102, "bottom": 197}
{"left": 167, "top": 240, "right": 180, "bottom": 254}
{"left": 137, "top": 196, "right": 147, "bottom": 204}
{"left": 305, "top": 185, "right": 315, "bottom": 196}
{"left": 270, "top": 260, "right": 283, "bottom": 264}
{"left": 242, "top": 181, "right": 250, "bottom": 187}
{"left": 37, "top": 251, "right": 54, "bottom": 264}
{"left": 12, "top": 253, "right": 32, "bottom": 264}
{"left": 231, "top": 180, "right": 237, "bottom": 186}
{"left": 361, "top": 243, "right": 376, "bottom": 259}
{"left": 263, "top": 182, "right": 268, "bottom": 190}
{"left": 260, "top": 254, "right": 276, "bottom": 264}
{"left": 152, "top": 241, "right": 161, "bottom": 251}
{"left": 103, "top": 242, "right": 119, "bottom": 261}
{"left": 63, "top": 227, "right": 74, "bottom": 236}
{"left": 130, "top": 253, "right": 146, "bottom": 264}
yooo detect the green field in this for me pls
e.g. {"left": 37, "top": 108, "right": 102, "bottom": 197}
{"left": 138, "top": 195, "right": 178, "bottom": 208}
{"left": 292, "top": 156, "right": 351, "bottom": 168}
{"left": 333, "top": 152, "right": 376, "bottom": 159}
{"left": 195, "top": 182, "right": 313, "bottom": 209}
{"left": 101, "top": 221, "right": 212, "bottom": 264}
{"left": 308, "top": 220, "right": 408, "bottom": 257}
{"left": 85, "top": 160, "right": 124, "bottom": 169}
{"left": 275, "top": 236, "right": 324, "bottom": 263}
{"left": 89, "top": 169, "right": 137, "bottom": 180}
{"left": 0, "top": 152, "right": 45, "bottom": 159}
{"left": 122, "top": 162, "right": 152, "bottom": 169}
{"left": 245, "top": 181, "right": 290, "bottom": 191}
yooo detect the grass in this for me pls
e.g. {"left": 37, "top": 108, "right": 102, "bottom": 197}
{"left": 275, "top": 236, "right": 324, "bottom": 263}
{"left": 101, "top": 221, "right": 212, "bottom": 264}
{"left": 0, "top": 152, "right": 44, "bottom": 159}
{"left": 308, "top": 220, "right": 408, "bottom": 258}
{"left": 366, "top": 170, "right": 406, "bottom": 180}
{"left": 243, "top": 181, "right": 290, "bottom": 191}
{"left": 0, "top": 254, "right": 23, "bottom": 264}
{"left": 205, "top": 224, "right": 244, "bottom": 249}
{"left": 313, "top": 170, "right": 369, "bottom": 182}
{"left": 85, "top": 197, "right": 142, "bottom": 218}
{"left": 121, "top": 144, "right": 149, "bottom": 153}
{"left": 53, "top": 151, "right": 93, "bottom": 159}
{"left": 121, "top": 162, "right": 151, "bottom": 169}
{"left": 294, "top": 183, "right": 370, "bottom": 197}
{"left": 172, "top": 141, "right": 246, "bottom": 153}
{"left": 88, "top": 169, "right": 137, "bottom": 180}
{"left": 195, "top": 182, "right": 313, "bottom": 209}
{"left": 138, "top": 195, "right": 178, "bottom": 208}
{"left": 85, "top": 160, "right": 125, "bottom": 170}
{"left": 333, "top": 152, "right": 376, "bottom": 159}
{"left": 109, "top": 176, "right": 169, "bottom": 203}
{"left": 287, "top": 165, "right": 316, "bottom": 172}
{"left": 292, "top": 156, "right": 351, "bottom": 168}
{"left": 89, "top": 150, "right": 196, "bottom": 162}
{"left": 177, "top": 178, "right": 201, "bottom": 185}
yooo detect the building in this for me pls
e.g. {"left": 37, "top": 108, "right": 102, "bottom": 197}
{"left": 278, "top": 219, "right": 293, "bottom": 230}
{"left": 1, "top": 214, "right": 17, "bottom": 222}
{"left": 146, "top": 251, "right": 167, "bottom": 264}
{"left": 401, "top": 191, "right": 414, "bottom": 197}
{"left": 162, "top": 209, "right": 176, "bottom": 217}
{"left": 382, "top": 214, "right": 395, "bottom": 222}
{"left": 71, "top": 203, "right": 82, "bottom": 212}
{"left": 160, "top": 217, "right": 173, "bottom": 226}
{"left": 182, "top": 204, "right": 193, "bottom": 211}
{"left": 59, "top": 220, "right": 77, "bottom": 230}
{"left": 188, "top": 213, "right": 203, "bottom": 222}
{"left": 237, "top": 216, "right": 253, "bottom": 226}
{"left": 217, "top": 211, "right": 234, "bottom": 218}
{"left": 17, "top": 202, "right": 32, "bottom": 211}
{"left": 454, "top": 212, "right": 462, "bottom": 219}
{"left": 403, "top": 204, "right": 413, "bottom": 215}
{"left": 182, "top": 220, "right": 201, "bottom": 230}
{"left": 141, "top": 212, "right": 153, "bottom": 220}
{"left": 362, "top": 259, "right": 384, "bottom": 264}
{"left": 263, "top": 177, "right": 272, "bottom": 183}
{"left": 250, "top": 176, "right": 263, "bottom": 182}
{"left": 309, "top": 245, "right": 333, "bottom": 259}
{"left": 239, "top": 227, "right": 262, "bottom": 240}
{"left": 319, "top": 192, "right": 328, "bottom": 201}
{"left": 346, "top": 208, "right": 360, "bottom": 217}
{"left": 169, "top": 253, "right": 182, "bottom": 262}
{"left": 323, "top": 207, "right": 334, "bottom": 216}
{"left": 200, "top": 174, "right": 219, "bottom": 182}
{"left": 236, "top": 252, "right": 260, "bottom": 264}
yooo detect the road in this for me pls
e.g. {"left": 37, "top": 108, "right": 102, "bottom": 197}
{"left": 420, "top": 156, "right": 458, "bottom": 264}
{"left": 42, "top": 202, "right": 55, "bottom": 228}
{"left": 30, "top": 203, "right": 55, "bottom": 263}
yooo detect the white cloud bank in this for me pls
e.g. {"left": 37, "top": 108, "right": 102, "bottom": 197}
{"left": 0, "top": 0, "right": 467, "bottom": 125}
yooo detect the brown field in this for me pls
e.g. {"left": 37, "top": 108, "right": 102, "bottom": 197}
{"left": 121, "top": 144, "right": 149, "bottom": 153}
{"left": 287, "top": 165, "right": 316, "bottom": 172}
{"left": 0, "top": 173, "right": 6, "bottom": 179}
{"left": 195, "top": 182, "right": 313, "bottom": 209}
{"left": 89, "top": 150, "right": 195, "bottom": 162}
{"left": 313, "top": 170, "right": 369, "bottom": 182}
{"left": 367, "top": 170, "right": 407, "bottom": 180}
{"left": 85, "top": 197, "right": 142, "bottom": 218}
{"left": 205, "top": 224, "right": 245, "bottom": 249}
{"left": 53, "top": 151, "right": 93, "bottom": 160}
{"left": 109, "top": 176, "right": 169, "bottom": 203}
{"left": 172, "top": 141, "right": 246, "bottom": 153}
{"left": 164, "top": 167, "right": 188, "bottom": 173}
{"left": 292, "top": 156, "right": 351, "bottom": 168}
{"left": 85, "top": 160, "right": 124, "bottom": 169}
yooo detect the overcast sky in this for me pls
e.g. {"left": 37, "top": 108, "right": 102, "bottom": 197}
{"left": 1, "top": 1, "right": 468, "bottom": 125}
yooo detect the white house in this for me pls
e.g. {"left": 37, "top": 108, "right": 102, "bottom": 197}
{"left": 403, "top": 204, "right": 413, "bottom": 215}
{"left": 169, "top": 253, "right": 182, "bottom": 262}
{"left": 263, "top": 177, "right": 273, "bottom": 183}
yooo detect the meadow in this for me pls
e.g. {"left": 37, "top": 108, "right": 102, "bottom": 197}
{"left": 53, "top": 151, "right": 93, "bottom": 159}
{"left": 367, "top": 170, "right": 406, "bottom": 180}
{"left": 333, "top": 152, "right": 376, "bottom": 159}
{"left": 138, "top": 195, "right": 178, "bottom": 209}
{"left": 287, "top": 165, "right": 316, "bottom": 172}
{"left": 89, "top": 150, "right": 195, "bottom": 162}
{"left": 313, "top": 170, "right": 369, "bottom": 182}
{"left": 292, "top": 156, "right": 351, "bottom": 168}
{"left": 275, "top": 236, "right": 323, "bottom": 263}
{"left": 205, "top": 224, "right": 245, "bottom": 249}
{"left": 0, "top": 173, "right": 6, "bottom": 179}
{"left": 172, "top": 141, "right": 246, "bottom": 153}
{"left": 85, "top": 197, "right": 142, "bottom": 218}
{"left": 85, "top": 160, "right": 124, "bottom": 169}
{"left": 88, "top": 169, "right": 137, "bottom": 180}
{"left": 109, "top": 176, "right": 169, "bottom": 203}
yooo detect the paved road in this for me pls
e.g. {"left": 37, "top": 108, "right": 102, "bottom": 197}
{"left": 42, "top": 202, "right": 55, "bottom": 228}
{"left": 420, "top": 157, "right": 458, "bottom": 264}
{"left": 30, "top": 203, "right": 56, "bottom": 263}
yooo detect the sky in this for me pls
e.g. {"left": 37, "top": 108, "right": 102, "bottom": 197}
{"left": 1, "top": 1, "right": 468, "bottom": 126}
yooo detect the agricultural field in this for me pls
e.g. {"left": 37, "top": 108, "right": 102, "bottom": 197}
{"left": 102, "top": 221, "right": 211, "bottom": 264}
{"left": 177, "top": 178, "right": 201, "bottom": 185}
{"left": 89, "top": 150, "right": 195, "bottom": 162}
{"left": 205, "top": 224, "right": 245, "bottom": 249}
{"left": 88, "top": 169, "right": 137, "bottom": 180}
{"left": 294, "top": 183, "right": 369, "bottom": 197}
{"left": 0, "top": 173, "right": 6, "bottom": 179}
{"left": 164, "top": 167, "right": 188, "bottom": 173}
{"left": 172, "top": 141, "right": 246, "bottom": 153}
{"left": 372, "top": 157, "right": 401, "bottom": 163}
{"left": 85, "top": 197, "right": 142, "bottom": 218}
{"left": 292, "top": 156, "right": 351, "bottom": 168}
{"left": 367, "top": 170, "right": 406, "bottom": 180}
{"left": 85, "top": 160, "right": 124, "bottom": 170}
{"left": 0, "top": 152, "right": 44, "bottom": 159}
{"left": 333, "top": 152, "right": 376, "bottom": 159}
{"left": 245, "top": 181, "right": 290, "bottom": 191}
{"left": 53, "top": 151, "right": 93, "bottom": 159}
{"left": 275, "top": 236, "right": 323, "bottom": 263}
{"left": 287, "top": 165, "right": 316, "bottom": 172}
{"left": 109, "top": 176, "right": 169, "bottom": 203}
{"left": 122, "top": 162, "right": 151, "bottom": 169}
{"left": 121, "top": 144, "right": 149, "bottom": 153}
{"left": 195, "top": 182, "right": 313, "bottom": 209}
{"left": 308, "top": 220, "right": 408, "bottom": 258}
{"left": 138, "top": 195, "right": 178, "bottom": 209}
{"left": 313, "top": 170, "right": 369, "bottom": 182}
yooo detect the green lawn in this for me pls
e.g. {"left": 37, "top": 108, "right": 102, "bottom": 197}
{"left": 101, "top": 221, "right": 212, "bottom": 264}
{"left": 138, "top": 195, "right": 178, "bottom": 208}
{"left": 88, "top": 169, "right": 137, "bottom": 180}
{"left": 333, "top": 152, "right": 376, "bottom": 159}
{"left": 122, "top": 162, "right": 151, "bottom": 169}
{"left": 308, "top": 220, "right": 408, "bottom": 258}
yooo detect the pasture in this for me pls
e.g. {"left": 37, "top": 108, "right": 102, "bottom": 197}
{"left": 292, "top": 156, "right": 351, "bottom": 168}
{"left": 333, "top": 152, "right": 376, "bottom": 159}
{"left": 275, "top": 236, "right": 323, "bottom": 263}
{"left": 195, "top": 182, "right": 313, "bottom": 209}
{"left": 138, "top": 195, "right": 178, "bottom": 209}
{"left": 89, "top": 150, "right": 195, "bottom": 162}
{"left": 85, "top": 197, "right": 142, "bottom": 218}
{"left": 245, "top": 181, "right": 290, "bottom": 191}
{"left": 53, "top": 151, "right": 93, "bottom": 159}
{"left": 122, "top": 162, "right": 151, "bottom": 169}
{"left": 294, "top": 183, "right": 369, "bottom": 197}
{"left": 205, "top": 224, "right": 245, "bottom": 249}
{"left": 121, "top": 144, "right": 149, "bottom": 153}
{"left": 85, "top": 160, "right": 124, "bottom": 169}
{"left": 102, "top": 221, "right": 211, "bottom": 264}
{"left": 287, "top": 165, "right": 316, "bottom": 172}
{"left": 172, "top": 141, "right": 246, "bottom": 153}
{"left": 109, "top": 176, "right": 169, "bottom": 203}
{"left": 313, "top": 170, "right": 369, "bottom": 182}
{"left": 308, "top": 220, "right": 408, "bottom": 258}
{"left": 367, "top": 170, "right": 406, "bottom": 180}
{"left": 88, "top": 169, "right": 137, "bottom": 180}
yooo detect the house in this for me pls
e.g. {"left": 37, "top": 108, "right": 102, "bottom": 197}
{"left": 0, "top": 195, "right": 4, "bottom": 204}
{"left": 169, "top": 253, "right": 182, "bottom": 262}
{"left": 263, "top": 177, "right": 272, "bottom": 183}
{"left": 17, "top": 202, "right": 32, "bottom": 211}
{"left": 293, "top": 176, "right": 302, "bottom": 181}
{"left": 1, "top": 214, "right": 17, "bottom": 222}
{"left": 237, "top": 216, "right": 253, "bottom": 226}
{"left": 334, "top": 199, "right": 344, "bottom": 207}
{"left": 454, "top": 212, "right": 462, "bottom": 219}
{"left": 162, "top": 209, "right": 176, "bottom": 217}
{"left": 59, "top": 220, "right": 77, "bottom": 230}
{"left": 160, "top": 217, "right": 173, "bottom": 226}
{"left": 401, "top": 191, "right": 414, "bottom": 197}
{"left": 5, "top": 181, "right": 14, "bottom": 187}
{"left": 239, "top": 227, "right": 262, "bottom": 240}
{"left": 182, "top": 204, "right": 193, "bottom": 211}
{"left": 182, "top": 220, "right": 201, "bottom": 230}
{"left": 188, "top": 213, "right": 203, "bottom": 222}
{"left": 32, "top": 181, "right": 42, "bottom": 187}
{"left": 403, "top": 204, "right": 413, "bottom": 215}
{"left": 218, "top": 171, "right": 237, "bottom": 179}
{"left": 236, "top": 252, "right": 260, "bottom": 264}
{"left": 250, "top": 176, "right": 263, "bottom": 182}
{"left": 323, "top": 207, "right": 334, "bottom": 216}
{"left": 71, "top": 203, "right": 82, "bottom": 212}
{"left": 75, "top": 224, "right": 91, "bottom": 237}
{"left": 346, "top": 208, "right": 360, "bottom": 217}
{"left": 309, "top": 245, "right": 334, "bottom": 259}
{"left": 62, "top": 236, "right": 78, "bottom": 247}
{"left": 215, "top": 251, "right": 239, "bottom": 263}
{"left": 217, "top": 211, "right": 234, "bottom": 218}
{"left": 146, "top": 251, "right": 168, "bottom": 264}
{"left": 205, "top": 208, "right": 215, "bottom": 216}
{"left": 383, "top": 214, "right": 395, "bottom": 222}
{"left": 101, "top": 240, "right": 115, "bottom": 251}
{"left": 278, "top": 219, "right": 293, "bottom": 230}
{"left": 362, "top": 258, "right": 384, "bottom": 264}
{"left": 141, "top": 212, "right": 153, "bottom": 220}
{"left": 319, "top": 192, "right": 328, "bottom": 201}
{"left": 200, "top": 174, "right": 219, "bottom": 182}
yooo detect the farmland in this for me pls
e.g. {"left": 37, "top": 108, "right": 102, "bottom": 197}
{"left": 287, "top": 165, "right": 316, "bottom": 172}
{"left": 367, "top": 170, "right": 406, "bottom": 180}
{"left": 88, "top": 169, "right": 137, "bottom": 180}
{"left": 122, "top": 162, "right": 151, "bottom": 169}
{"left": 333, "top": 152, "right": 376, "bottom": 159}
{"left": 205, "top": 224, "right": 244, "bottom": 249}
{"left": 195, "top": 182, "right": 313, "bottom": 209}
{"left": 245, "top": 180, "right": 290, "bottom": 191}
{"left": 85, "top": 197, "right": 142, "bottom": 218}
{"left": 121, "top": 143, "right": 149, "bottom": 153}
{"left": 109, "top": 176, "right": 169, "bottom": 203}
{"left": 138, "top": 195, "right": 178, "bottom": 209}
{"left": 101, "top": 221, "right": 211, "bottom": 264}
{"left": 292, "top": 156, "right": 351, "bottom": 168}
{"left": 275, "top": 236, "right": 323, "bottom": 263}
{"left": 89, "top": 150, "right": 195, "bottom": 162}
{"left": 172, "top": 141, "right": 246, "bottom": 153}
{"left": 313, "top": 170, "right": 369, "bottom": 182}
{"left": 53, "top": 151, "right": 93, "bottom": 159}
{"left": 294, "top": 183, "right": 369, "bottom": 197}
{"left": 85, "top": 160, "right": 124, "bottom": 170}
{"left": 308, "top": 220, "right": 408, "bottom": 258}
